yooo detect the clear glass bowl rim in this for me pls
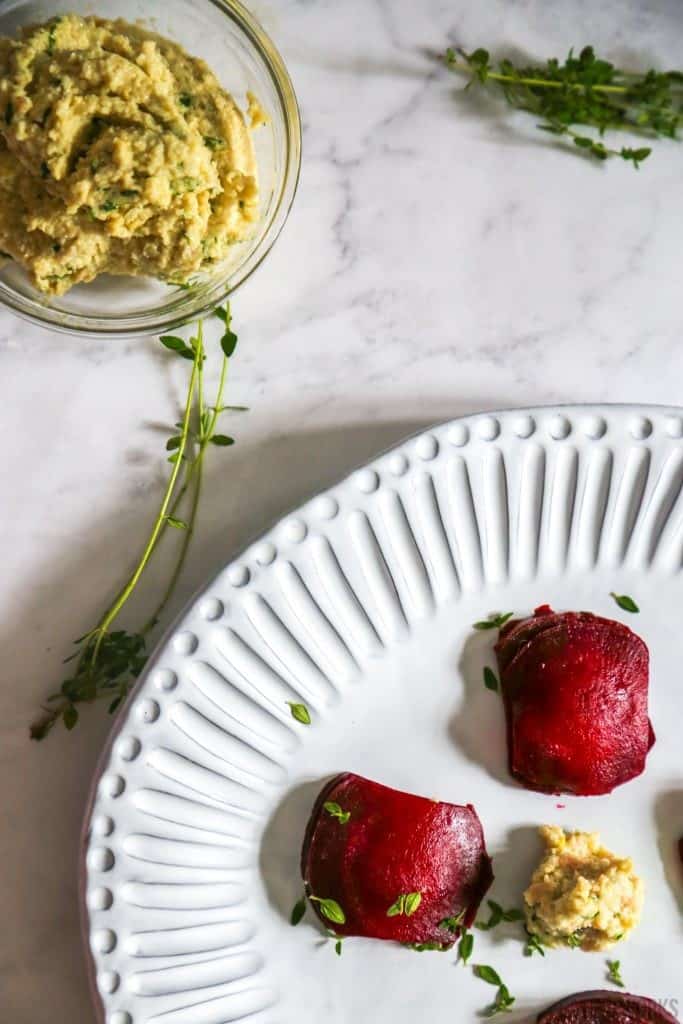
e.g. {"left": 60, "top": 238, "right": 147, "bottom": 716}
{"left": 0, "top": 0, "right": 302, "bottom": 337}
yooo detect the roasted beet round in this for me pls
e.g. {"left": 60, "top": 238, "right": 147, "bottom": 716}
{"left": 495, "top": 607, "right": 653, "bottom": 796}
{"left": 301, "top": 772, "right": 493, "bottom": 944}
{"left": 538, "top": 990, "right": 678, "bottom": 1023}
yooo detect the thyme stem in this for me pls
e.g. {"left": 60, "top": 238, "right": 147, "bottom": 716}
{"left": 89, "top": 336, "right": 201, "bottom": 665}
{"left": 31, "top": 304, "right": 240, "bottom": 740}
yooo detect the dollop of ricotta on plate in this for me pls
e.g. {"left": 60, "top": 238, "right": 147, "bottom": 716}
{"left": 524, "top": 825, "right": 643, "bottom": 952}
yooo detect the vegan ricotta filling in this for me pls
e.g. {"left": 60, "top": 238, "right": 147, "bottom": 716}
{"left": 0, "top": 15, "right": 261, "bottom": 295}
{"left": 524, "top": 826, "right": 644, "bottom": 952}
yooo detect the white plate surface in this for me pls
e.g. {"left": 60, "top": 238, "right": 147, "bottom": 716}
{"left": 83, "top": 405, "right": 683, "bottom": 1024}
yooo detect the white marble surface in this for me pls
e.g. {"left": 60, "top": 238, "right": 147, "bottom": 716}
{"left": 1, "top": 1, "right": 683, "bottom": 1020}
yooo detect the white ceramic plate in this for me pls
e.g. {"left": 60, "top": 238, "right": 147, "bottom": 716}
{"left": 82, "top": 405, "right": 683, "bottom": 1024}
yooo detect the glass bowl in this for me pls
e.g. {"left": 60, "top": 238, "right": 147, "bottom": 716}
{"left": 0, "top": 0, "right": 301, "bottom": 336}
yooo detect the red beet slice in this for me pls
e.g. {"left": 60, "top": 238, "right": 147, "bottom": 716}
{"left": 300, "top": 773, "right": 493, "bottom": 944}
{"left": 496, "top": 607, "right": 653, "bottom": 796}
{"left": 496, "top": 606, "right": 570, "bottom": 672}
{"left": 538, "top": 991, "right": 678, "bottom": 1023}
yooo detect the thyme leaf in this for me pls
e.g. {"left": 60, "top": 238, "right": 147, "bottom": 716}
{"left": 607, "top": 959, "right": 625, "bottom": 987}
{"left": 610, "top": 592, "right": 640, "bottom": 613}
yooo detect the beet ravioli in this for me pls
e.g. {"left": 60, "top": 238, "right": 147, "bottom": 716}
{"left": 495, "top": 606, "right": 654, "bottom": 796}
{"left": 301, "top": 773, "right": 493, "bottom": 945}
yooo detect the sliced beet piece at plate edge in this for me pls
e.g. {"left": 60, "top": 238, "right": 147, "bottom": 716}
{"left": 538, "top": 990, "right": 679, "bottom": 1023}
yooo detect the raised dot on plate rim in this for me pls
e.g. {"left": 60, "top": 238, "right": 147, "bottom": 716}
{"left": 136, "top": 698, "right": 160, "bottom": 724}
{"left": 477, "top": 416, "right": 501, "bottom": 441}
{"left": 548, "top": 414, "right": 571, "bottom": 440}
{"left": 630, "top": 415, "right": 653, "bottom": 440}
{"left": 199, "top": 597, "right": 224, "bottom": 621}
{"left": 448, "top": 423, "right": 469, "bottom": 447}
{"left": 512, "top": 414, "right": 536, "bottom": 439}
{"left": 173, "top": 630, "right": 198, "bottom": 655}
{"left": 88, "top": 847, "right": 115, "bottom": 872}
{"left": 255, "top": 540, "right": 277, "bottom": 563}
{"left": 88, "top": 887, "right": 113, "bottom": 911}
{"left": 312, "top": 496, "right": 339, "bottom": 520}
{"left": 100, "top": 773, "right": 125, "bottom": 798}
{"left": 108, "top": 1012, "right": 132, "bottom": 1024}
{"left": 92, "top": 928, "right": 117, "bottom": 954}
{"left": 284, "top": 518, "right": 307, "bottom": 543}
{"left": 153, "top": 668, "right": 177, "bottom": 692}
{"left": 92, "top": 815, "right": 114, "bottom": 837}
{"left": 98, "top": 971, "right": 120, "bottom": 995}
{"left": 388, "top": 452, "right": 409, "bottom": 476}
{"left": 582, "top": 414, "right": 607, "bottom": 440}
{"left": 116, "top": 737, "right": 141, "bottom": 763}
{"left": 228, "top": 564, "right": 250, "bottom": 588}
{"left": 416, "top": 434, "right": 439, "bottom": 461}
{"left": 354, "top": 468, "right": 380, "bottom": 493}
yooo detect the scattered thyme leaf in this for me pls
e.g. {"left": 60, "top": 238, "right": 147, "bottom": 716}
{"left": 387, "top": 895, "right": 405, "bottom": 917}
{"left": 323, "top": 801, "right": 351, "bottom": 825}
{"left": 477, "top": 902, "right": 503, "bottom": 930}
{"left": 310, "top": 896, "right": 346, "bottom": 925}
{"left": 474, "top": 612, "right": 514, "bottom": 630}
{"left": 478, "top": 901, "right": 525, "bottom": 929}
{"left": 502, "top": 908, "right": 524, "bottom": 922}
{"left": 287, "top": 701, "right": 311, "bottom": 725}
{"left": 439, "top": 910, "right": 466, "bottom": 933}
{"left": 487, "top": 985, "right": 516, "bottom": 1017}
{"left": 166, "top": 515, "right": 188, "bottom": 530}
{"left": 387, "top": 892, "right": 422, "bottom": 917}
{"left": 474, "top": 966, "right": 515, "bottom": 1016}
{"left": 610, "top": 592, "right": 640, "bottom": 613}
{"left": 483, "top": 667, "right": 499, "bottom": 691}
{"left": 404, "top": 892, "right": 422, "bottom": 916}
{"left": 475, "top": 964, "right": 503, "bottom": 986}
{"left": 459, "top": 931, "right": 474, "bottom": 965}
{"left": 524, "top": 932, "right": 546, "bottom": 957}
{"left": 607, "top": 959, "right": 625, "bottom": 987}
{"left": 335, "top": 938, "right": 343, "bottom": 956}
{"left": 290, "top": 896, "right": 306, "bottom": 926}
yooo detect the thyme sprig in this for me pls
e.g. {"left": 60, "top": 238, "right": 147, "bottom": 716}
{"left": 31, "top": 305, "right": 241, "bottom": 739}
{"left": 445, "top": 45, "right": 683, "bottom": 166}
